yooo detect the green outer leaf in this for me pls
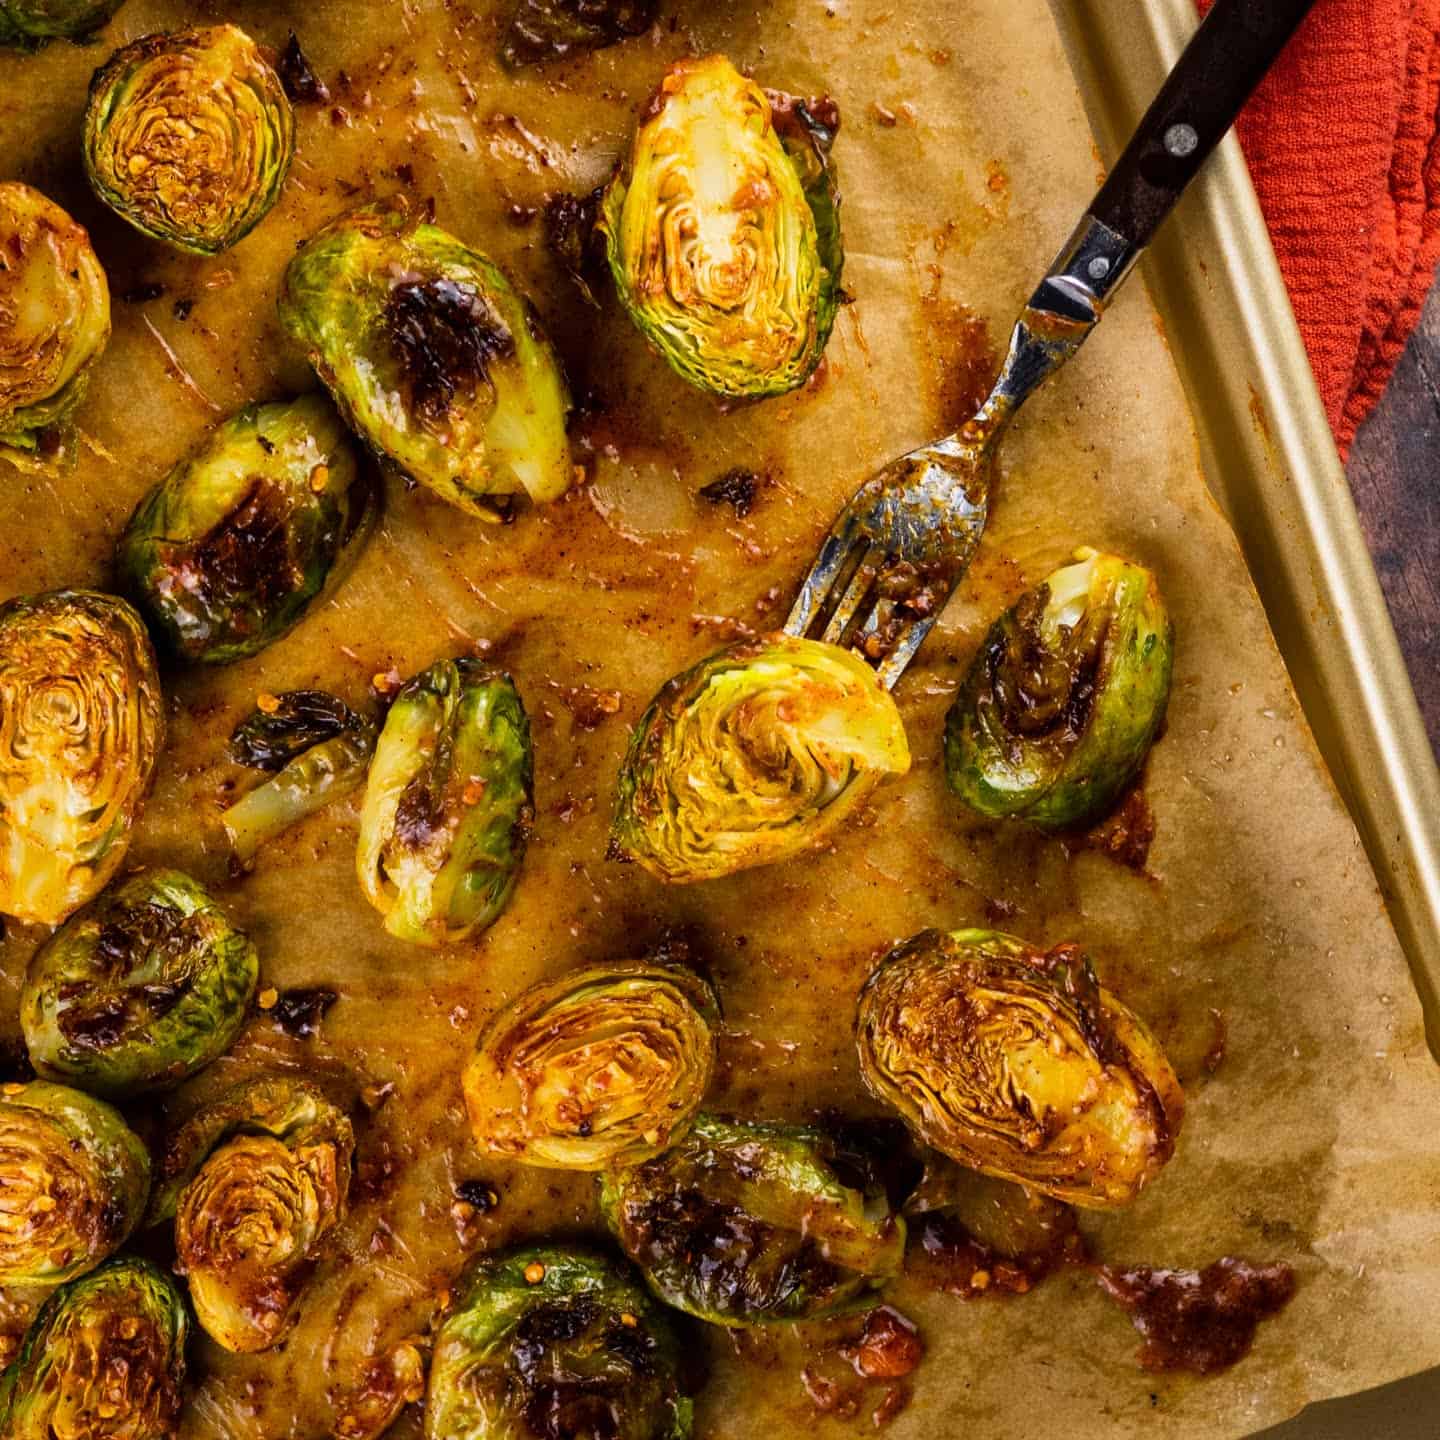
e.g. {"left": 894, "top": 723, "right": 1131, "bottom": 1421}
{"left": 21, "top": 868, "right": 259, "bottom": 1097}
{"left": 0, "top": 1081, "right": 151, "bottom": 1286}
{"left": 598, "top": 54, "right": 841, "bottom": 399}
{"left": 943, "top": 550, "right": 1173, "bottom": 829}
{"left": 0, "top": 0, "right": 125, "bottom": 47}
{"left": 463, "top": 958, "right": 719, "bottom": 1169}
{"left": 0, "top": 589, "right": 164, "bottom": 927}
{"left": 83, "top": 24, "right": 294, "bottom": 255}
{"left": 357, "top": 660, "right": 533, "bottom": 947}
{"left": 147, "top": 1073, "right": 350, "bottom": 1226}
{"left": 278, "top": 196, "right": 572, "bottom": 515}
{"left": 611, "top": 634, "right": 909, "bottom": 883}
{"left": 116, "top": 394, "right": 375, "bottom": 665}
{"left": 425, "top": 1244, "right": 692, "bottom": 1440}
{"left": 599, "top": 1112, "right": 905, "bottom": 1326}
{"left": 223, "top": 725, "right": 375, "bottom": 866}
{"left": 0, "top": 1255, "right": 188, "bottom": 1438}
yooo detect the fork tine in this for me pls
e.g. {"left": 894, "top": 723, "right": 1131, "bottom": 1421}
{"left": 783, "top": 514, "right": 867, "bottom": 637}
{"left": 820, "top": 541, "right": 885, "bottom": 646}
{"left": 874, "top": 614, "right": 938, "bottom": 690}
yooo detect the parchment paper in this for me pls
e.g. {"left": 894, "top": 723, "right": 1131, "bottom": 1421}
{"left": 4, "top": 0, "right": 1440, "bottom": 1435}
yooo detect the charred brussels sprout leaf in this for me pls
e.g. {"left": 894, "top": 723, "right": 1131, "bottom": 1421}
{"left": 222, "top": 693, "right": 376, "bottom": 867}
{"left": 612, "top": 635, "right": 908, "bottom": 883}
{"left": 501, "top": 0, "right": 657, "bottom": 67}
{"left": 0, "top": 591, "right": 163, "bottom": 926}
{"left": 855, "top": 929, "right": 1184, "bottom": 1208}
{"left": 0, "top": 1081, "right": 150, "bottom": 1286}
{"left": 83, "top": 24, "right": 294, "bottom": 255}
{"left": 117, "top": 395, "right": 376, "bottom": 665}
{"left": 21, "top": 868, "right": 259, "bottom": 1097}
{"left": 600, "top": 1113, "right": 905, "bottom": 1325}
{"left": 229, "top": 690, "right": 369, "bottom": 771}
{"left": 150, "top": 1075, "right": 354, "bottom": 1353}
{"left": 944, "top": 548, "right": 1173, "bottom": 829}
{"left": 0, "top": 0, "right": 126, "bottom": 47}
{"left": 425, "top": 1245, "right": 692, "bottom": 1440}
{"left": 599, "top": 54, "right": 843, "bottom": 398}
{"left": 0, "top": 184, "right": 110, "bottom": 465}
{"left": 0, "top": 1256, "right": 187, "bottom": 1439}
{"left": 357, "top": 660, "right": 533, "bottom": 946}
{"left": 279, "top": 196, "right": 572, "bottom": 519}
{"left": 464, "top": 959, "right": 718, "bottom": 1170}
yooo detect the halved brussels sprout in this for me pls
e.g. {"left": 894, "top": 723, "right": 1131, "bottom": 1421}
{"left": 464, "top": 959, "right": 719, "bottom": 1170}
{"left": 501, "top": 0, "right": 657, "bottom": 67}
{"left": 149, "top": 1075, "right": 354, "bottom": 1353}
{"left": 855, "top": 929, "right": 1184, "bottom": 1208}
{"left": 83, "top": 24, "right": 294, "bottom": 255}
{"left": 21, "top": 868, "right": 259, "bottom": 1098}
{"left": 0, "top": 590, "right": 164, "bottom": 926}
{"left": 0, "top": 1256, "right": 187, "bottom": 1439}
{"left": 357, "top": 660, "right": 533, "bottom": 947}
{"left": 600, "top": 1113, "right": 905, "bottom": 1326}
{"left": 425, "top": 1245, "right": 692, "bottom": 1440}
{"left": 0, "top": 183, "right": 110, "bottom": 464}
{"left": 612, "top": 635, "right": 909, "bottom": 883}
{"left": 0, "top": 1081, "right": 150, "bottom": 1286}
{"left": 0, "top": 0, "right": 126, "bottom": 47}
{"left": 279, "top": 196, "right": 572, "bottom": 519}
{"left": 598, "top": 54, "right": 843, "bottom": 398}
{"left": 223, "top": 691, "right": 377, "bottom": 866}
{"left": 944, "top": 548, "right": 1173, "bottom": 830}
{"left": 117, "top": 396, "right": 376, "bottom": 666}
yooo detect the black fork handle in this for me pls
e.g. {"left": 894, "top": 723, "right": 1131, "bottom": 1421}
{"left": 1089, "top": 0, "right": 1321, "bottom": 249}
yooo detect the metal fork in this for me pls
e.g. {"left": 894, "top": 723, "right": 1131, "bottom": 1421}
{"left": 785, "top": 0, "right": 1319, "bottom": 689}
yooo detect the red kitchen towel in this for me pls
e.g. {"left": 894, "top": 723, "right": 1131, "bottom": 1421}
{"left": 1205, "top": 0, "right": 1440, "bottom": 455}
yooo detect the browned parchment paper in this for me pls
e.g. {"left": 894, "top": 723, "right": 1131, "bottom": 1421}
{"left": 4, "top": 0, "right": 1440, "bottom": 1435}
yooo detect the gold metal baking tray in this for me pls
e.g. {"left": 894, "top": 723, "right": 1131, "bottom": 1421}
{"left": 1055, "top": 0, "right": 1440, "bottom": 1034}
{"left": 1056, "top": 3, "right": 1440, "bottom": 1433}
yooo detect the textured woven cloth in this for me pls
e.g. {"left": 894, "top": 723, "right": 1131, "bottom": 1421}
{"left": 1203, "top": 0, "right": 1440, "bottom": 455}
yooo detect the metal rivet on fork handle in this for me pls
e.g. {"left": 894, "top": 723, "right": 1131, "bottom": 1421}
{"left": 1164, "top": 122, "right": 1199, "bottom": 157}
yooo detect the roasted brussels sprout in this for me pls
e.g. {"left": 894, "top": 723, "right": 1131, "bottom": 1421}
{"left": 357, "top": 660, "right": 532, "bottom": 946}
{"left": 425, "top": 1245, "right": 693, "bottom": 1440}
{"left": 600, "top": 1113, "right": 905, "bottom": 1325}
{"left": 149, "top": 1075, "right": 354, "bottom": 1353}
{"left": 21, "top": 868, "right": 259, "bottom": 1097}
{"left": 0, "top": 1081, "right": 150, "bottom": 1286}
{"left": 855, "top": 929, "right": 1184, "bottom": 1208}
{"left": 0, "top": 1256, "right": 187, "bottom": 1439}
{"left": 0, "top": 590, "right": 164, "bottom": 926}
{"left": 279, "top": 196, "right": 572, "bottom": 519}
{"left": 223, "top": 691, "right": 377, "bottom": 866}
{"left": 464, "top": 959, "right": 718, "bottom": 1170}
{"left": 0, "top": 184, "right": 110, "bottom": 464}
{"left": 83, "top": 24, "right": 294, "bottom": 255}
{"left": 0, "top": 0, "right": 126, "bottom": 47}
{"left": 612, "top": 635, "right": 908, "bottom": 883}
{"left": 944, "top": 548, "right": 1173, "bottom": 830}
{"left": 599, "top": 54, "right": 842, "bottom": 398}
{"left": 117, "top": 396, "right": 376, "bottom": 665}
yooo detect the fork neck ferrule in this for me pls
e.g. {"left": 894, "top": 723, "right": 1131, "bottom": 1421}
{"left": 971, "top": 213, "right": 1144, "bottom": 431}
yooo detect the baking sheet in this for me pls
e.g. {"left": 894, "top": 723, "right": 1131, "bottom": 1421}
{"left": 4, "top": 0, "right": 1440, "bottom": 1437}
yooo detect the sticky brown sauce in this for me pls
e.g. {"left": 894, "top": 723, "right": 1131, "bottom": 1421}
{"left": 1096, "top": 1258, "right": 1296, "bottom": 1375}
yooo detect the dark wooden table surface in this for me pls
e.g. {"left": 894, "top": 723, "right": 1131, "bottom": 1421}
{"left": 1346, "top": 284, "right": 1440, "bottom": 760}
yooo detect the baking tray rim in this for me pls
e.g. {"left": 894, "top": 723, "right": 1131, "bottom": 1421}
{"left": 1052, "top": 0, "right": 1440, "bottom": 1038}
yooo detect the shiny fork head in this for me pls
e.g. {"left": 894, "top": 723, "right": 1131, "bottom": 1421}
{"left": 782, "top": 422, "right": 996, "bottom": 690}
{"left": 782, "top": 213, "right": 1138, "bottom": 689}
